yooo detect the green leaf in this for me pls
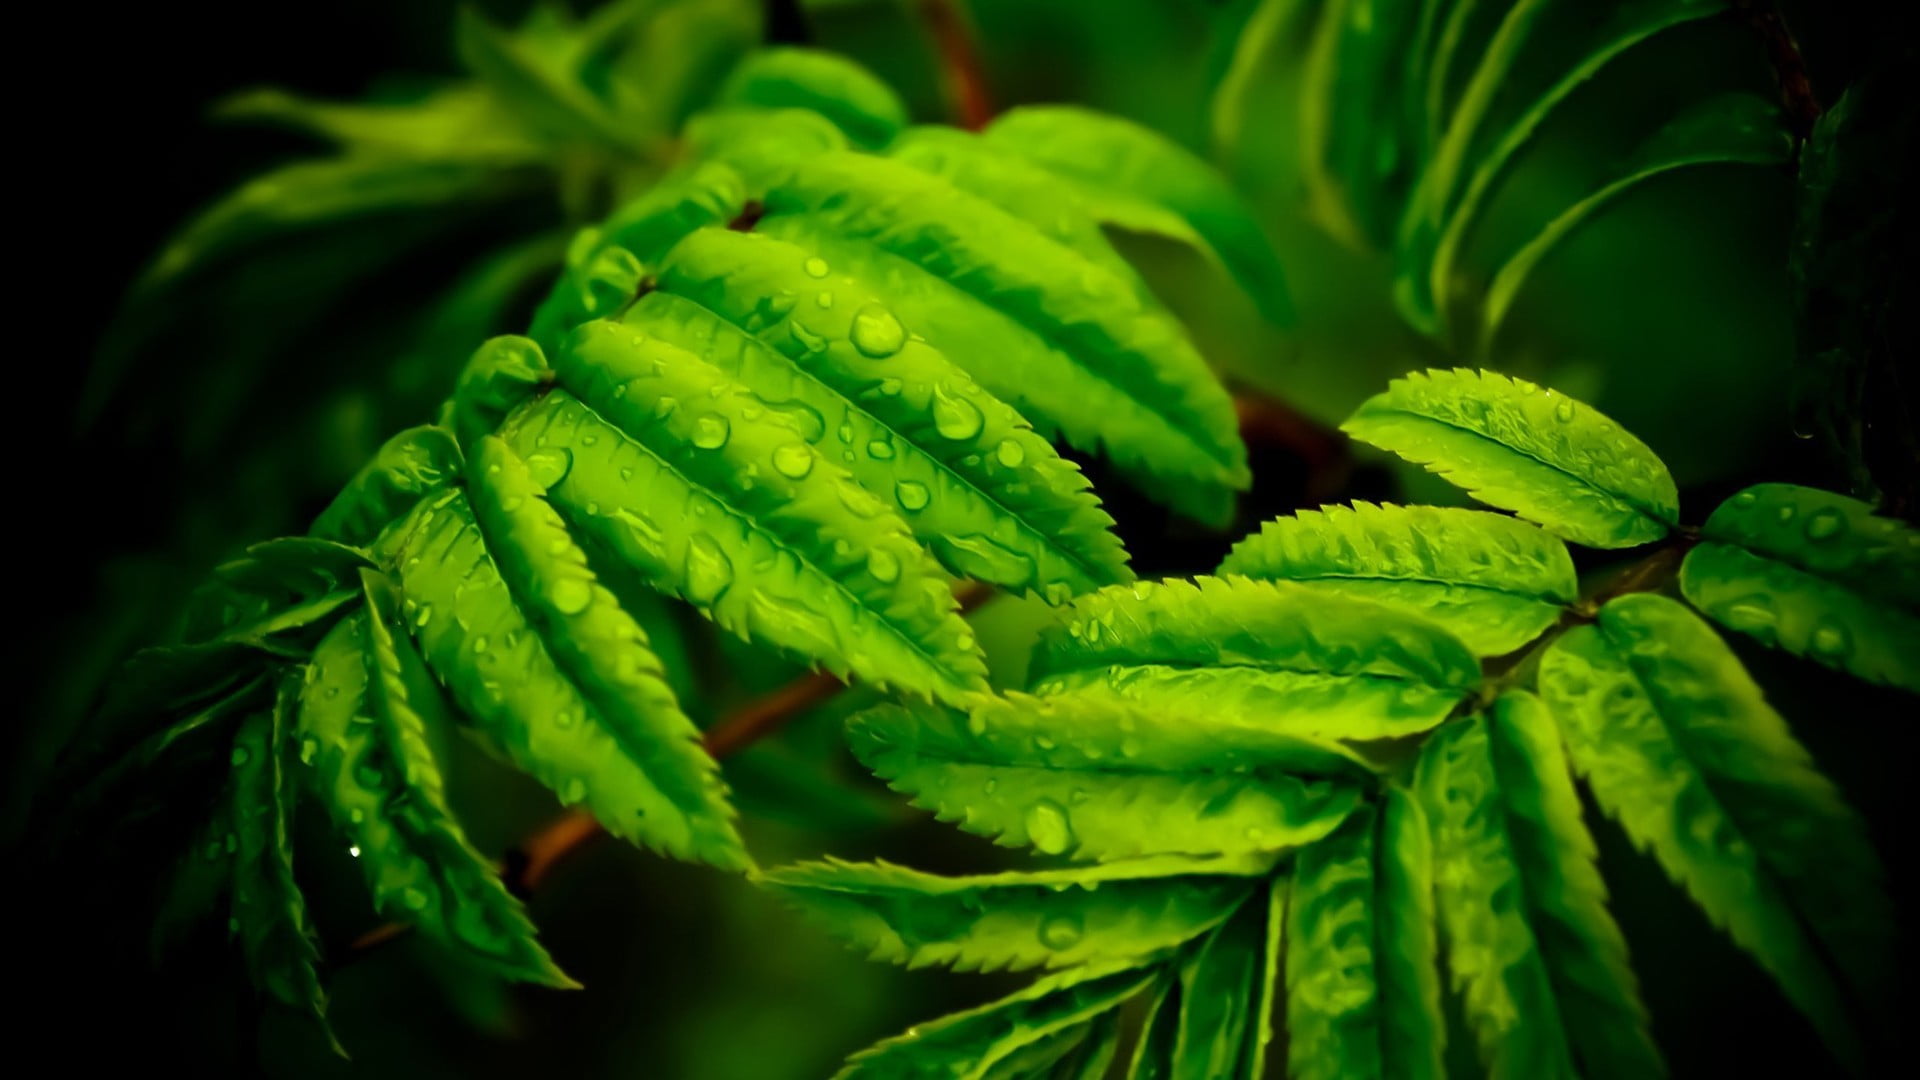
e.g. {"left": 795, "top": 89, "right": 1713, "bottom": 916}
{"left": 1399, "top": 0, "right": 1734, "bottom": 339}
{"left": 1028, "top": 577, "right": 1481, "bottom": 742}
{"left": 505, "top": 319, "right": 990, "bottom": 702}
{"left": 599, "top": 159, "right": 749, "bottom": 262}
{"left": 1295, "top": 0, "right": 1426, "bottom": 247}
{"left": 1285, "top": 790, "right": 1445, "bottom": 1080}
{"left": 1416, "top": 691, "right": 1661, "bottom": 1078}
{"left": 454, "top": 7, "right": 638, "bottom": 153}
{"left": 760, "top": 853, "right": 1272, "bottom": 973}
{"left": 462, "top": 434, "right": 745, "bottom": 866}
{"left": 682, "top": 105, "right": 850, "bottom": 191}
{"left": 647, "top": 225, "right": 1132, "bottom": 600}
{"left": 983, "top": 105, "right": 1294, "bottom": 326}
{"left": 1219, "top": 502, "right": 1575, "bottom": 655}
{"left": 715, "top": 47, "right": 907, "bottom": 148}
{"left": 1162, "top": 877, "right": 1285, "bottom": 1079}
{"left": 527, "top": 237, "right": 647, "bottom": 357}
{"left": 847, "top": 692, "right": 1365, "bottom": 861}
{"left": 1479, "top": 92, "right": 1792, "bottom": 352}
{"left": 298, "top": 608, "right": 568, "bottom": 985}
{"left": 228, "top": 683, "right": 336, "bottom": 1051}
{"left": 132, "top": 157, "right": 521, "bottom": 298}
{"left": 152, "top": 804, "right": 235, "bottom": 961}
{"left": 1680, "top": 483, "right": 1920, "bottom": 692}
{"left": 835, "top": 960, "right": 1158, "bottom": 1080}
{"left": 754, "top": 151, "right": 1250, "bottom": 524}
{"left": 451, "top": 335, "right": 555, "bottom": 449}
{"left": 887, "top": 126, "right": 1153, "bottom": 297}
{"left": 217, "top": 84, "right": 543, "bottom": 162}
{"left": 1342, "top": 368, "right": 1679, "bottom": 548}
{"left": 311, "top": 425, "right": 465, "bottom": 547}
{"left": 598, "top": 0, "right": 761, "bottom": 133}
{"left": 1541, "top": 592, "right": 1892, "bottom": 1065}
{"left": 183, "top": 537, "right": 373, "bottom": 651}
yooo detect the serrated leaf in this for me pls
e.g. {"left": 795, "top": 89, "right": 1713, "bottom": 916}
{"left": 1541, "top": 592, "right": 1892, "bottom": 1065}
{"left": 1029, "top": 577, "right": 1480, "bottom": 742}
{"left": 1343, "top": 368, "right": 1678, "bottom": 548}
{"left": 1416, "top": 691, "right": 1661, "bottom": 1079}
{"left": 1286, "top": 790, "right": 1445, "bottom": 1080}
{"left": 151, "top": 803, "right": 235, "bottom": 961}
{"left": 504, "top": 319, "right": 989, "bottom": 702}
{"left": 716, "top": 47, "right": 906, "bottom": 148}
{"left": 228, "top": 683, "right": 336, "bottom": 1051}
{"left": 983, "top": 105, "right": 1294, "bottom": 326}
{"left": 760, "top": 853, "right": 1272, "bottom": 974}
{"left": 847, "top": 693, "right": 1365, "bottom": 862}
{"left": 888, "top": 126, "right": 1152, "bottom": 297}
{"left": 648, "top": 225, "right": 1132, "bottom": 600}
{"left": 299, "top": 608, "right": 568, "bottom": 985}
{"left": 311, "top": 425, "right": 464, "bottom": 547}
{"left": 1680, "top": 483, "right": 1920, "bottom": 692}
{"left": 1398, "top": 0, "right": 1734, "bottom": 339}
{"left": 754, "top": 151, "right": 1249, "bottom": 524}
{"left": 1219, "top": 502, "right": 1575, "bottom": 656}
{"left": 217, "top": 84, "right": 543, "bottom": 162}
{"left": 1162, "top": 876, "right": 1284, "bottom": 1080}
{"left": 461, "top": 435, "right": 745, "bottom": 867}
{"left": 836, "top": 960, "right": 1158, "bottom": 1080}
{"left": 1479, "top": 92, "right": 1791, "bottom": 352}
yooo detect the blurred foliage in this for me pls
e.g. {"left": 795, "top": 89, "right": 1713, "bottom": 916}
{"left": 13, "top": 0, "right": 1915, "bottom": 1077}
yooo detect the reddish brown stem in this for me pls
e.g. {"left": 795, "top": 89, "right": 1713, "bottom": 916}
{"left": 1233, "top": 391, "right": 1353, "bottom": 504}
{"left": 918, "top": 0, "right": 994, "bottom": 131}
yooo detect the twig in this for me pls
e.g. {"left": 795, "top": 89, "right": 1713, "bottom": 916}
{"left": 1735, "top": 1, "right": 1821, "bottom": 142}
{"left": 917, "top": 0, "right": 994, "bottom": 130}
{"left": 346, "top": 581, "right": 994, "bottom": 957}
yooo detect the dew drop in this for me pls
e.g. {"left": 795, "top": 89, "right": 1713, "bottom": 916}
{"left": 1804, "top": 508, "right": 1844, "bottom": 541}
{"left": 772, "top": 442, "right": 815, "bottom": 479}
{"left": 895, "top": 480, "right": 931, "bottom": 512}
{"left": 563, "top": 778, "right": 588, "bottom": 805}
{"left": 403, "top": 888, "right": 430, "bottom": 911}
{"left": 522, "top": 448, "right": 573, "bottom": 490}
{"left": 1025, "top": 800, "right": 1073, "bottom": 855}
{"left": 931, "top": 386, "right": 985, "bottom": 441}
{"left": 551, "top": 579, "right": 593, "bottom": 615}
{"left": 229, "top": 746, "right": 250, "bottom": 767}
{"left": 692, "top": 415, "right": 731, "bottom": 449}
{"left": 867, "top": 439, "right": 895, "bottom": 460}
{"left": 681, "top": 540, "right": 732, "bottom": 610}
{"left": 803, "top": 256, "right": 829, "bottom": 278}
{"left": 1809, "top": 618, "right": 1852, "bottom": 657}
{"left": 1038, "top": 914, "right": 1085, "bottom": 950}
{"left": 995, "top": 439, "right": 1025, "bottom": 468}
{"left": 815, "top": 291, "right": 834, "bottom": 309}
{"left": 1554, "top": 398, "right": 1576, "bottom": 422}
{"left": 868, "top": 548, "right": 901, "bottom": 583}
{"left": 850, "top": 303, "right": 907, "bottom": 359}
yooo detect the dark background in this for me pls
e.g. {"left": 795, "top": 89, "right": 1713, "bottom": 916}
{"left": 10, "top": 1, "right": 1915, "bottom": 1076}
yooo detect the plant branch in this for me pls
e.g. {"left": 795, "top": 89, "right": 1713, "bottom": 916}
{"left": 917, "top": 0, "right": 994, "bottom": 130}
{"left": 345, "top": 580, "right": 994, "bottom": 958}
{"left": 1735, "top": 1, "right": 1821, "bottom": 142}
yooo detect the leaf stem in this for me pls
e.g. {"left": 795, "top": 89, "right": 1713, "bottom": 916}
{"left": 917, "top": 0, "right": 994, "bottom": 131}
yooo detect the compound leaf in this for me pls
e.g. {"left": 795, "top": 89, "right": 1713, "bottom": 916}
{"left": 1541, "top": 593, "right": 1892, "bottom": 1065}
